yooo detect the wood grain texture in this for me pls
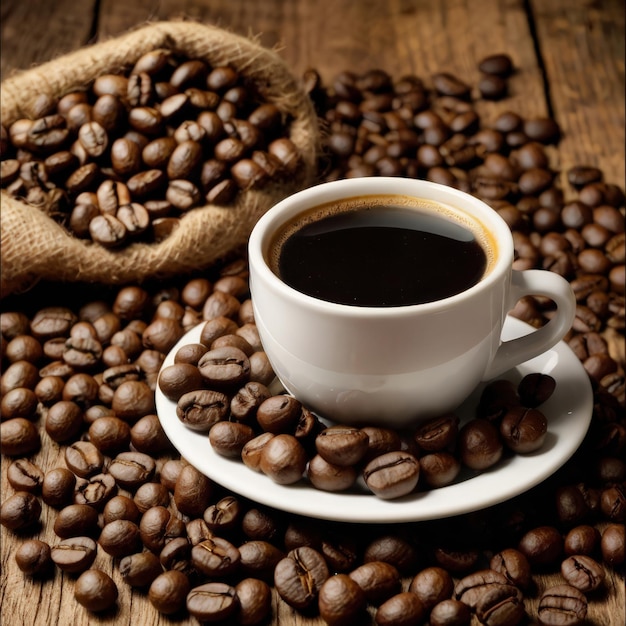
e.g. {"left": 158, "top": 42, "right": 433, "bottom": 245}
{"left": 1, "top": 1, "right": 624, "bottom": 625}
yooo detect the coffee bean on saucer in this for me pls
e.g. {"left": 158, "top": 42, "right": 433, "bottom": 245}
{"left": 363, "top": 451, "right": 420, "bottom": 500}
{"left": 315, "top": 425, "right": 369, "bottom": 467}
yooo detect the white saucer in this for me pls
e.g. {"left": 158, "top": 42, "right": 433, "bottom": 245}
{"left": 155, "top": 316, "right": 593, "bottom": 523}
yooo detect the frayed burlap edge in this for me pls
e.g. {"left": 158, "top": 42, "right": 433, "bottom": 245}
{"left": 1, "top": 20, "right": 320, "bottom": 297}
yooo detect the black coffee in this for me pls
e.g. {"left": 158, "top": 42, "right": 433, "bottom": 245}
{"left": 273, "top": 197, "right": 490, "bottom": 307}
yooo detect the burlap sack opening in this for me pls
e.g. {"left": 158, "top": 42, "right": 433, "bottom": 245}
{"left": 0, "top": 20, "right": 320, "bottom": 297}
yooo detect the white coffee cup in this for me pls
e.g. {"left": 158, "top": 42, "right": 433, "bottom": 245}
{"left": 248, "top": 177, "right": 576, "bottom": 427}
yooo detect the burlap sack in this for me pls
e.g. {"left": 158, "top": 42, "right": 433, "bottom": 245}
{"left": 0, "top": 20, "right": 320, "bottom": 297}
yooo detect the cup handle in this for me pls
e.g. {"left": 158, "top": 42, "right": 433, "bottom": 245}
{"left": 482, "top": 269, "right": 576, "bottom": 380}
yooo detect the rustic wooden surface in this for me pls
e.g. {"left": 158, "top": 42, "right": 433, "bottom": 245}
{"left": 1, "top": 1, "right": 624, "bottom": 625}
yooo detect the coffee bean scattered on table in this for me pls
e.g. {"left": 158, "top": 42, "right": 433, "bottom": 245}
{"left": 1, "top": 57, "right": 624, "bottom": 625}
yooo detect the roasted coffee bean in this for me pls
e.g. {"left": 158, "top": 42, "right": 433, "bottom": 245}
{"left": 408, "top": 566, "right": 454, "bottom": 611}
{"left": 159, "top": 536, "right": 192, "bottom": 574}
{"left": 363, "top": 451, "right": 420, "bottom": 499}
{"left": 7, "top": 459, "right": 44, "bottom": 493}
{"left": 1, "top": 386, "right": 39, "bottom": 420}
{"left": 108, "top": 451, "right": 156, "bottom": 490}
{"left": 499, "top": 406, "right": 548, "bottom": 453}
{"left": 556, "top": 485, "right": 590, "bottom": 525}
{"left": 239, "top": 540, "right": 285, "bottom": 581}
{"left": 241, "top": 432, "right": 275, "bottom": 472}
{"left": 307, "top": 454, "right": 358, "bottom": 492}
{"left": 230, "top": 381, "right": 271, "bottom": 421}
{"left": 459, "top": 418, "right": 503, "bottom": 470}
{"left": 600, "top": 483, "right": 626, "bottom": 521}
{"left": 111, "top": 380, "right": 156, "bottom": 420}
{"left": 148, "top": 570, "right": 191, "bottom": 615}
{"left": 0, "top": 491, "right": 41, "bottom": 530}
{"left": 174, "top": 463, "right": 213, "bottom": 517}
{"left": 133, "top": 482, "right": 170, "bottom": 513}
{"left": 563, "top": 525, "right": 600, "bottom": 556}
{"left": 98, "top": 519, "right": 142, "bottom": 558}
{"left": 374, "top": 591, "right": 426, "bottom": 626}
{"left": 418, "top": 452, "right": 461, "bottom": 488}
{"left": 259, "top": 433, "right": 307, "bottom": 484}
{"left": 88, "top": 416, "right": 131, "bottom": 453}
{"left": 414, "top": 413, "right": 459, "bottom": 451}
{"left": 74, "top": 569, "right": 118, "bottom": 612}
{"left": 103, "top": 495, "right": 141, "bottom": 525}
{"left": 54, "top": 503, "right": 99, "bottom": 538}
{"left": 186, "top": 581, "right": 239, "bottom": 622}
{"left": 210, "top": 421, "right": 256, "bottom": 458}
{"left": 349, "top": 561, "right": 401, "bottom": 605}
{"left": 518, "top": 373, "right": 556, "bottom": 407}
{"left": 489, "top": 548, "right": 531, "bottom": 589}
{"left": 158, "top": 363, "right": 203, "bottom": 402}
{"left": 15, "top": 538, "right": 52, "bottom": 576}
{"left": 51, "top": 536, "right": 98, "bottom": 573}
{"left": 600, "top": 523, "right": 624, "bottom": 566}
{"left": 120, "top": 551, "right": 163, "bottom": 588}
{"left": 235, "top": 577, "right": 272, "bottom": 625}
{"left": 139, "top": 505, "right": 186, "bottom": 553}
{"left": 45, "top": 400, "right": 83, "bottom": 443}
{"left": 176, "top": 389, "right": 230, "bottom": 432}
{"left": 202, "top": 495, "right": 241, "bottom": 534}
{"left": 454, "top": 569, "right": 511, "bottom": 609}
{"left": 429, "top": 599, "right": 472, "bottom": 626}
{"left": 130, "top": 414, "right": 172, "bottom": 456}
{"left": 518, "top": 525, "right": 563, "bottom": 567}
{"left": 537, "top": 584, "right": 587, "bottom": 626}
{"left": 475, "top": 583, "right": 525, "bottom": 626}
{"left": 65, "top": 441, "right": 104, "bottom": 477}
{"left": 315, "top": 426, "right": 369, "bottom": 467}
{"left": 74, "top": 473, "right": 117, "bottom": 509}
{"left": 255, "top": 394, "right": 301, "bottom": 433}
{"left": 274, "top": 546, "right": 330, "bottom": 609}
{"left": 191, "top": 536, "right": 241, "bottom": 578}
{"left": 0, "top": 417, "right": 41, "bottom": 456}
{"left": 318, "top": 574, "right": 367, "bottom": 626}
{"left": 364, "top": 535, "right": 419, "bottom": 574}
{"left": 359, "top": 426, "right": 402, "bottom": 463}
{"left": 479, "top": 53, "right": 514, "bottom": 77}
{"left": 560, "top": 554, "right": 604, "bottom": 592}
{"left": 197, "top": 346, "right": 250, "bottom": 388}
{"left": 41, "top": 467, "right": 76, "bottom": 508}
{"left": 1, "top": 360, "right": 40, "bottom": 393}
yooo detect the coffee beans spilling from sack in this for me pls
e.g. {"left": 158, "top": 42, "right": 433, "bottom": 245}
{"left": 2, "top": 53, "right": 625, "bottom": 626}
{"left": 2, "top": 56, "right": 302, "bottom": 244}
{"left": 0, "top": 21, "right": 319, "bottom": 296}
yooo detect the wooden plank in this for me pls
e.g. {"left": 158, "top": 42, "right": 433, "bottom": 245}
{"left": 530, "top": 0, "right": 625, "bottom": 186}
{"left": 0, "top": 0, "right": 97, "bottom": 81}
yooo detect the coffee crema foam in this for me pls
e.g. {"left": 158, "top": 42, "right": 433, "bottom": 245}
{"left": 268, "top": 194, "right": 498, "bottom": 280}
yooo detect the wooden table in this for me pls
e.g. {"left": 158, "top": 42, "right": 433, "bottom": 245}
{"left": 1, "top": 1, "right": 624, "bottom": 625}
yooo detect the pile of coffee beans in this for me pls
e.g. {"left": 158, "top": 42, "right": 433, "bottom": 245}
{"left": 161, "top": 333, "right": 556, "bottom": 499}
{"left": 0, "top": 50, "right": 302, "bottom": 247}
{"left": 1, "top": 55, "right": 624, "bottom": 626}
